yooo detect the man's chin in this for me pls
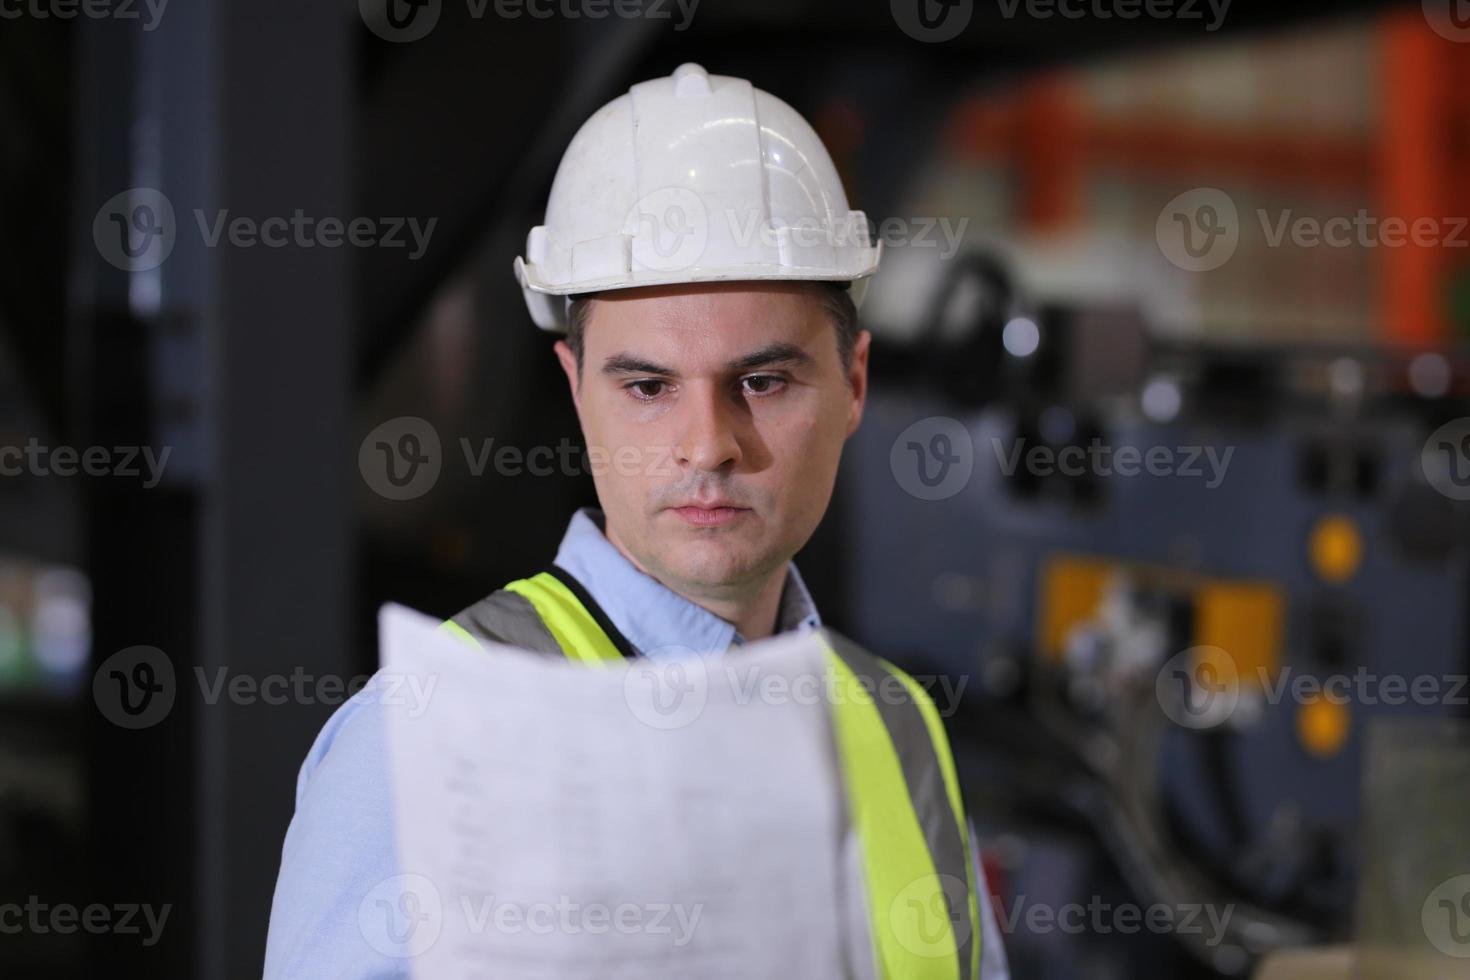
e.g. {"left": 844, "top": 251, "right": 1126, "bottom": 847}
{"left": 653, "top": 536, "right": 769, "bottom": 590}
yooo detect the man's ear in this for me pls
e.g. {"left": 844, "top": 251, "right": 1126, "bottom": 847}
{"left": 553, "top": 339, "right": 581, "bottom": 410}
{"left": 845, "top": 329, "right": 871, "bottom": 438}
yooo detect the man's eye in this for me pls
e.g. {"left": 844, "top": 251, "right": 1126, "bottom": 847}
{"left": 742, "top": 375, "right": 785, "bottom": 396}
{"left": 626, "top": 380, "right": 667, "bottom": 400}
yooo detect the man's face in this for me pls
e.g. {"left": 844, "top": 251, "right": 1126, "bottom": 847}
{"left": 554, "top": 281, "right": 869, "bottom": 599}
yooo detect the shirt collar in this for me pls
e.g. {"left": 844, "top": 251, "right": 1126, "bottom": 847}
{"left": 551, "top": 506, "right": 822, "bottom": 659}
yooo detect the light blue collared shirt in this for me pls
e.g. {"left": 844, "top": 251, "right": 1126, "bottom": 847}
{"left": 553, "top": 507, "right": 822, "bottom": 656}
{"left": 263, "top": 507, "right": 1007, "bottom": 978}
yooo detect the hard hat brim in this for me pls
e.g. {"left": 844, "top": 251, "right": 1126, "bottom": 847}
{"left": 515, "top": 249, "right": 880, "bottom": 332}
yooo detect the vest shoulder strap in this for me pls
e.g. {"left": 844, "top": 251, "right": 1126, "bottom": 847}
{"left": 441, "top": 583, "right": 562, "bottom": 655}
{"left": 820, "top": 630, "right": 982, "bottom": 980}
{"left": 442, "top": 565, "right": 638, "bottom": 664}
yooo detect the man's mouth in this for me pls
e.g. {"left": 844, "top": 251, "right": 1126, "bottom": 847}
{"left": 668, "top": 503, "right": 750, "bottom": 528}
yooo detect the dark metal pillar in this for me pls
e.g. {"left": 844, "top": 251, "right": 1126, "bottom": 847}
{"left": 73, "top": 4, "right": 353, "bottom": 977}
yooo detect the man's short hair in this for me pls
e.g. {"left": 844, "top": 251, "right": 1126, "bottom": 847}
{"left": 564, "top": 281, "right": 859, "bottom": 380}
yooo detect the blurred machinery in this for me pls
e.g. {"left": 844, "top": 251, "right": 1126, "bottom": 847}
{"left": 0, "top": 555, "right": 90, "bottom": 976}
{"left": 846, "top": 251, "right": 1470, "bottom": 978}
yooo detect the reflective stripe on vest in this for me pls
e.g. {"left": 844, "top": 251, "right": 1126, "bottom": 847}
{"left": 441, "top": 574, "right": 982, "bottom": 979}
{"left": 503, "top": 572, "right": 627, "bottom": 667}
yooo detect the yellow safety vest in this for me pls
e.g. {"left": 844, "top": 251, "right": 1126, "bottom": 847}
{"left": 442, "top": 565, "right": 982, "bottom": 979}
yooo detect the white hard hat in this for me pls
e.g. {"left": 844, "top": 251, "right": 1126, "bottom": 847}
{"left": 514, "top": 63, "right": 882, "bottom": 332}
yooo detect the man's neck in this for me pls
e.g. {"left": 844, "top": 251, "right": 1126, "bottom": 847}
{"left": 602, "top": 519, "right": 787, "bottom": 643}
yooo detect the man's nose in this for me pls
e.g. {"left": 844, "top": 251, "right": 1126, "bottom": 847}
{"left": 674, "top": 385, "right": 742, "bottom": 472}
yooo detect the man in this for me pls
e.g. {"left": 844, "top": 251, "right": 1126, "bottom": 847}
{"left": 266, "top": 63, "right": 1008, "bottom": 979}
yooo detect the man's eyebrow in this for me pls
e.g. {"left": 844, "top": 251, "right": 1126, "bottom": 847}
{"left": 600, "top": 343, "right": 814, "bottom": 377}
{"left": 726, "top": 343, "right": 814, "bottom": 373}
{"left": 601, "top": 353, "right": 677, "bottom": 377}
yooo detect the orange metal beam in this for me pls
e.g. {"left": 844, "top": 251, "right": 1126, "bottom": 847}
{"left": 1378, "top": 10, "right": 1451, "bottom": 345}
{"left": 1017, "top": 76, "right": 1084, "bottom": 231}
{"left": 942, "top": 22, "right": 1465, "bottom": 345}
{"left": 946, "top": 102, "right": 1373, "bottom": 192}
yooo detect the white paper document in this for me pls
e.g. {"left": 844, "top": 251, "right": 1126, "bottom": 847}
{"left": 372, "top": 603, "right": 857, "bottom": 979}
